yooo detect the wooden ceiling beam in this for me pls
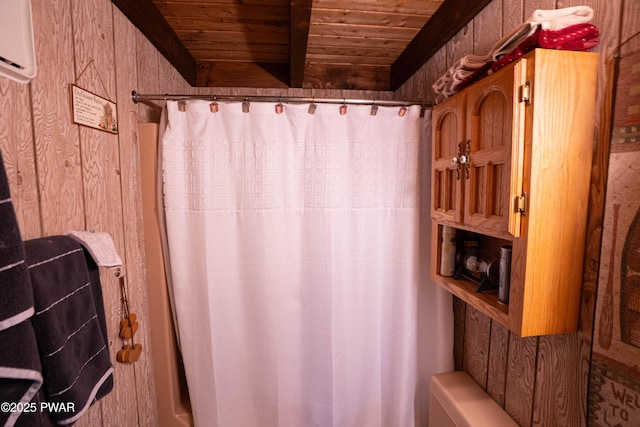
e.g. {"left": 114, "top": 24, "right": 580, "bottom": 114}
{"left": 111, "top": 0, "right": 197, "bottom": 86}
{"left": 289, "top": 0, "right": 314, "bottom": 88}
{"left": 390, "top": 0, "right": 493, "bottom": 90}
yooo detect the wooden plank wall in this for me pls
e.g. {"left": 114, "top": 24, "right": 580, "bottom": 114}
{"left": 0, "top": 0, "right": 195, "bottom": 425}
{"left": 396, "top": 0, "right": 636, "bottom": 425}
{"left": 3, "top": 0, "right": 630, "bottom": 425}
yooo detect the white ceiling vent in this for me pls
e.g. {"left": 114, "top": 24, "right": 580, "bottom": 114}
{"left": 0, "top": 0, "right": 37, "bottom": 83}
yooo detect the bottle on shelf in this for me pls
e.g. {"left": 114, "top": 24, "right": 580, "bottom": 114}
{"left": 498, "top": 245, "right": 512, "bottom": 304}
{"left": 440, "top": 226, "right": 457, "bottom": 276}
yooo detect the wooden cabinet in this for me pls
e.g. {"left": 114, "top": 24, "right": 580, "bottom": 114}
{"left": 430, "top": 49, "right": 598, "bottom": 337}
{"left": 432, "top": 61, "right": 517, "bottom": 239}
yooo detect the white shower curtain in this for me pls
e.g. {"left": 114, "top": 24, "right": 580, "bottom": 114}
{"left": 160, "top": 100, "right": 453, "bottom": 427}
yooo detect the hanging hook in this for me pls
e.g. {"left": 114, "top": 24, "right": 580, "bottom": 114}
{"left": 275, "top": 96, "right": 284, "bottom": 114}
{"left": 308, "top": 96, "right": 316, "bottom": 114}
{"left": 242, "top": 98, "right": 250, "bottom": 113}
{"left": 339, "top": 99, "right": 347, "bottom": 115}
{"left": 398, "top": 105, "right": 408, "bottom": 117}
{"left": 370, "top": 100, "right": 378, "bottom": 116}
{"left": 210, "top": 96, "right": 219, "bottom": 113}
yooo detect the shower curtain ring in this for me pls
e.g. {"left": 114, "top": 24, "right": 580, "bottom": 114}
{"left": 339, "top": 99, "right": 347, "bottom": 115}
{"left": 370, "top": 100, "right": 378, "bottom": 116}
{"left": 308, "top": 97, "right": 316, "bottom": 114}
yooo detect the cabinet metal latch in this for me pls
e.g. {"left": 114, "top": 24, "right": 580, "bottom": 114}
{"left": 514, "top": 193, "right": 527, "bottom": 214}
{"left": 519, "top": 82, "right": 531, "bottom": 104}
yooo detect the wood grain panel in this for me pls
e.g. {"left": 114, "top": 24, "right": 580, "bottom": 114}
{"left": 119, "top": 0, "right": 452, "bottom": 90}
{"left": 312, "top": 0, "right": 443, "bottom": 15}
{"left": 302, "top": 63, "right": 389, "bottom": 90}
{"left": 71, "top": 0, "right": 138, "bottom": 425}
{"left": 196, "top": 61, "right": 289, "bottom": 88}
{"left": 308, "top": 34, "right": 411, "bottom": 51}
{"left": 165, "top": 18, "right": 289, "bottom": 34}
{"left": 453, "top": 297, "right": 466, "bottom": 371}
{"left": 523, "top": 0, "right": 556, "bottom": 23}
{"left": 421, "top": 48, "right": 448, "bottom": 103}
{"left": 580, "top": 0, "right": 622, "bottom": 337}
{"left": 306, "top": 52, "right": 395, "bottom": 66}
{"left": 0, "top": 80, "right": 40, "bottom": 239}
{"left": 154, "top": 2, "right": 289, "bottom": 20}
{"left": 307, "top": 45, "right": 400, "bottom": 61}
{"left": 136, "top": 31, "right": 163, "bottom": 123}
{"left": 501, "top": 0, "right": 525, "bottom": 37}
{"left": 30, "top": 0, "right": 85, "bottom": 236}
{"left": 159, "top": 52, "right": 193, "bottom": 95}
{"left": 0, "top": 0, "right": 628, "bottom": 426}
{"left": 395, "top": 74, "right": 415, "bottom": 100}
{"left": 113, "top": 7, "right": 161, "bottom": 426}
{"left": 186, "top": 41, "right": 289, "bottom": 55}
{"left": 534, "top": 0, "right": 619, "bottom": 425}
{"left": 533, "top": 334, "right": 591, "bottom": 426}
{"left": 472, "top": 0, "right": 502, "bottom": 55}
{"left": 310, "top": 9, "right": 430, "bottom": 28}
{"left": 177, "top": 31, "right": 288, "bottom": 45}
{"left": 487, "top": 322, "right": 510, "bottom": 406}
{"left": 290, "top": 0, "right": 313, "bottom": 88}
{"left": 391, "top": 0, "right": 493, "bottom": 89}
{"left": 190, "top": 49, "right": 288, "bottom": 62}
{"left": 462, "top": 305, "right": 491, "bottom": 388}
{"left": 619, "top": 0, "right": 640, "bottom": 55}
{"left": 111, "top": 0, "right": 196, "bottom": 86}
{"left": 446, "top": 24, "right": 475, "bottom": 66}
{"left": 309, "top": 23, "right": 417, "bottom": 41}
{"left": 504, "top": 334, "right": 537, "bottom": 427}
{"left": 0, "top": 0, "right": 192, "bottom": 423}
{"left": 410, "top": 65, "right": 428, "bottom": 103}
{"left": 155, "top": 0, "right": 285, "bottom": 6}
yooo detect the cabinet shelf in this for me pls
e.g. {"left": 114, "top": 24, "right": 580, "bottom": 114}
{"left": 429, "top": 49, "right": 598, "bottom": 337}
{"left": 433, "top": 270, "right": 510, "bottom": 327}
{"left": 431, "top": 222, "right": 511, "bottom": 328}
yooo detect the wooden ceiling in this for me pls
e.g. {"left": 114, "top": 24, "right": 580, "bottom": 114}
{"left": 112, "top": 0, "right": 491, "bottom": 91}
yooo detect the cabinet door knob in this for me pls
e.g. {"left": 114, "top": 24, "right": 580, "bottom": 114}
{"left": 451, "top": 156, "right": 459, "bottom": 165}
{"left": 459, "top": 155, "right": 467, "bottom": 164}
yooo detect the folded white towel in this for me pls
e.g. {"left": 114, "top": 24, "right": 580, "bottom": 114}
{"left": 432, "top": 53, "right": 491, "bottom": 100}
{"left": 65, "top": 230, "right": 122, "bottom": 268}
{"left": 529, "top": 5, "right": 594, "bottom": 30}
{"left": 454, "top": 54, "right": 492, "bottom": 71}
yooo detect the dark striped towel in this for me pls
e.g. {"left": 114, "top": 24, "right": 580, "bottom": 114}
{"left": 25, "top": 236, "right": 114, "bottom": 425}
{"left": 0, "top": 150, "right": 43, "bottom": 427}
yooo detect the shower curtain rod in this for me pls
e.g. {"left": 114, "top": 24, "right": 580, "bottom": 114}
{"left": 130, "top": 90, "right": 432, "bottom": 109}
